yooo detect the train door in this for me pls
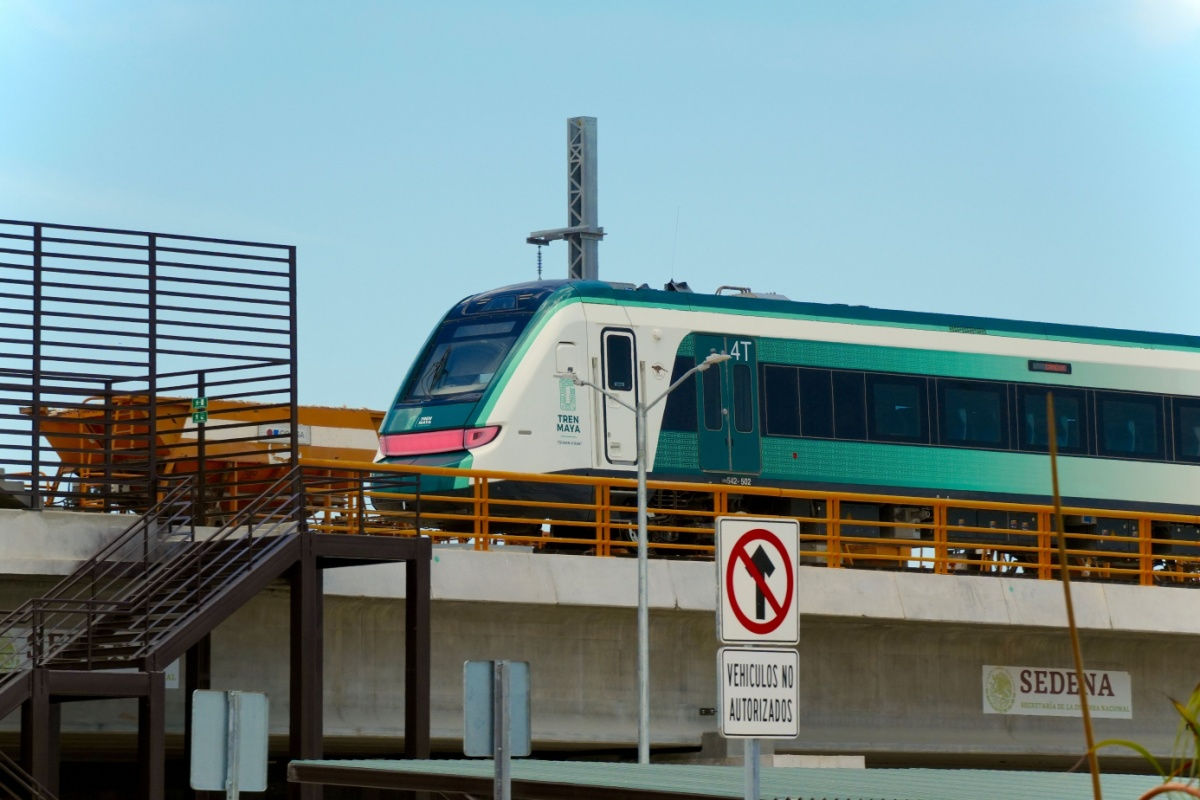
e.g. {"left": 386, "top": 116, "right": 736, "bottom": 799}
{"left": 695, "top": 334, "right": 761, "bottom": 474}
{"left": 601, "top": 328, "right": 638, "bottom": 465}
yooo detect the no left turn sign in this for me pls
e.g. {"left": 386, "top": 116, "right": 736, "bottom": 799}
{"left": 716, "top": 517, "right": 799, "bottom": 644}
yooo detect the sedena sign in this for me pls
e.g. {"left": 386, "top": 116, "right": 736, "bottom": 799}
{"left": 982, "top": 665, "right": 1132, "bottom": 719}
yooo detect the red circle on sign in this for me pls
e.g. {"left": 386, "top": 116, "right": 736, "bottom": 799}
{"left": 724, "top": 528, "right": 795, "bottom": 636}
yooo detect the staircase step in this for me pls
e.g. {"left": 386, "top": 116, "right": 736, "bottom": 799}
{"left": 52, "top": 645, "right": 143, "bottom": 662}
{"left": 61, "top": 629, "right": 169, "bottom": 644}
{"left": 47, "top": 657, "right": 140, "bottom": 670}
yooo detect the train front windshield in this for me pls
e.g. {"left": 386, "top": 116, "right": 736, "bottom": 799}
{"left": 401, "top": 316, "right": 530, "bottom": 404}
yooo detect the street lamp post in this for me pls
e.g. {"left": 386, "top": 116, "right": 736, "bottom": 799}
{"left": 559, "top": 350, "right": 731, "bottom": 764}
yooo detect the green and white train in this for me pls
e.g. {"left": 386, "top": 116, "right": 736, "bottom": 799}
{"left": 377, "top": 279, "right": 1200, "bottom": 548}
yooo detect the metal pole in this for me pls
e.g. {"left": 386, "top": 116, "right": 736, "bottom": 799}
{"left": 556, "top": 353, "right": 729, "bottom": 769}
{"left": 197, "top": 371, "right": 207, "bottom": 525}
{"left": 744, "top": 738, "right": 760, "bottom": 800}
{"left": 493, "top": 660, "right": 511, "bottom": 800}
{"left": 225, "top": 691, "right": 241, "bottom": 800}
{"left": 147, "top": 233, "right": 158, "bottom": 511}
{"left": 636, "top": 361, "right": 650, "bottom": 766}
{"left": 30, "top": 224, "right": 42, "bottom": 510}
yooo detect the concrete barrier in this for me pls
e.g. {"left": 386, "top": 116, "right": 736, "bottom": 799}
{"left": 3, "top": 512, "right": 1199, "bottom": 767}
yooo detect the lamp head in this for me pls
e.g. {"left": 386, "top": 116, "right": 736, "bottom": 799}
{"left": 698, "top": 352, "right": 733, "bottom": 371}
{"left": 555, "top": 367, "right": 584, "bottom": 386}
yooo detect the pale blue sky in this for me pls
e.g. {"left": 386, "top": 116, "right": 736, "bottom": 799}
{"left": 3, "top": 0, "right": 1198, "bottom": 407}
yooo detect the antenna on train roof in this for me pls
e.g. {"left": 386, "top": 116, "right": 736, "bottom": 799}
{"left": 526, "top": 116, "right": 605, "bottom": 280}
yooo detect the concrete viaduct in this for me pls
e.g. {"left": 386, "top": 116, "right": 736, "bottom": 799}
{"left": 2, "top": 508, "right": 1199, "bottom": 772}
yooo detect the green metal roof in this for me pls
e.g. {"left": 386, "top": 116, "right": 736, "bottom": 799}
{"left": 288, "top": 758, "right": 1194, "bottom": 799}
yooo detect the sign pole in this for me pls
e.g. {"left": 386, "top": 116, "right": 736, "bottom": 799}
{"left": 493, "top": 660, "right": 511, "bottom": 800}
{"left": 744, "top": 737, "right": 760, "bottom": 800}
{"left": 224, "top": 691, "right": 241, "bottom": 800}
{"left": 189, "top": 689, "right": 268, "bottom": 795}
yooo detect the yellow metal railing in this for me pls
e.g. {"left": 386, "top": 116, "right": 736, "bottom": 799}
{"left": 298, "top": 459, "right": 1200, "bottom": 586}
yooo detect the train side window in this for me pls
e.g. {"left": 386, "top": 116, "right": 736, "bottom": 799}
{"left": 733, "top": 363, "right": 754, "bottom": 433}
{"left": 868, "top": 375, "right": 928, "bottom": 443}
{"left": 1174, "top": 399, "right": 1200, "bottom": 462}
{"left": 832, "top": 371, "right": 867, "bottom": 441}
{"left": 702, "top": 365, "right": 723, "bottom": 431}
{"left": 1097, "top": 392, "right": 1163, "bottom": 460}
{"left": 605, "top": 334, "right": 634, "bottom": 392}
{"left": 938, "top": 380, "right": 1006, "bottom": 448}
{"left": 762, "top": 365, "right": 800, "bottom": 437}
{"left": 799, "top": 368, "right": 834, "bottom": 438}
{"left": 661, "top": 356, "right": 698, "bottom": 432}
{"left": 1018, "top": 387, "right": 1086, "bottom": 454}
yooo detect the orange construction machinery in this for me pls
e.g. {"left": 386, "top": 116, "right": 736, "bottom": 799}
{"left": 30, "top": 395, "right": 383, "bottom": 515}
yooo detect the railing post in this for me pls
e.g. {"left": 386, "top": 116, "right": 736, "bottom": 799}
{"left": 196, "top": 371, "right": 207, "bottom": 526}
{"left": 412, "top": 471, "right": 421, "bottom": 537}
{"left": 932, "top": 503, "right": 948, "bottom": 575}
{"left": 102, "top": 380, "right": 115, "bottom": 514}
{"left": 828, "top": 497, "right": 842, "bottom": 569}
{"left": 86, "top": 604, "right": 94, "bottom": 669}
{"left": 29, "top": 607, "right": 41, "bottom": 667}
{"left": 294, "top": 465, "right": 306, "bottom": 534}
{"left": 597, "top": 483, "right": 610, "bottom": 557}
{"left": 477, "top": 479, "right": 490, "bottom": 551}
{"left": 1139, "top": 517, "right": 1153, "bottom": 586}
{"left": 29, "top": 223, "right": 43, "bottom": 511}
{"left": 147, "top": 233, "right": 158, "bottom": 515}
{"left": 1038, "top": 511, "right": 1054, "bottom": 581}
{"left": 357, "top": 473, "right": 366, "bottom": 535}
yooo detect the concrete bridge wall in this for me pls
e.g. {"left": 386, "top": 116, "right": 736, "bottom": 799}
{"left": 3, "top": 509, "right": 1199, "bottom": 768}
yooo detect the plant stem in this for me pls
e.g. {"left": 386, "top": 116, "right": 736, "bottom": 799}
{"left": 1048, "top": 393, "right": 1103, "bottom": 800}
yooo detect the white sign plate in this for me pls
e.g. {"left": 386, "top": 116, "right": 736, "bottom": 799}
{"left": 716, "top": 516, "right": 799, "bottom": 644}
{"left": 718, "top": 647, "right": 800, "bottom": 738}
{"left": 189, "top": 690, "right": 269, "bottom": 792}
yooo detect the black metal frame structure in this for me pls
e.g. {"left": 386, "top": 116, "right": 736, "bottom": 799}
{"left": 0, "top": 221, "right": 432, "bottom": 800}
{"left": 0, "top": 219, "right": 298, "bottom": 518}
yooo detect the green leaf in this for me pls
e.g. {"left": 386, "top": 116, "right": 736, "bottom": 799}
{"left": 1094, "top": 738, "right": 1167, "bottom": 778}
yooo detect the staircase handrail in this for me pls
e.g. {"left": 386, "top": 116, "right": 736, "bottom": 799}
{"left": 0, "top": 466, "right": 307, "bottom": 708}
{"left": 27, "top": 466, "right": 305, "bottom": 671}
{"left": 0, "top": 478, "right": 195, "bottom": 685}
{"left": 126, "top": 467, "right": 305, "bottom": 658}
{"left": 26, "top": 475, "right": 196, "bottom": 615}
{"left": 0, "top": 747, "right": 57, "bottom": 800}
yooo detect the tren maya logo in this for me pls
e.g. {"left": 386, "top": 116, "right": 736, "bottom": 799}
{"left": 985, "top": 666, "right": 1016, "bottom": 713}
{"left": 558, "top": 378, "right": 576, "bottom": 412}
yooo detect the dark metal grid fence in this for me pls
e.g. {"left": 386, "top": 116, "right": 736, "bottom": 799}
{"left": 0, "top": 219, "right": 297, "bottom": 519}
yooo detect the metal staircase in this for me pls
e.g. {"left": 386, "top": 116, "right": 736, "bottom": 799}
{"left": 0, "top": 468, "right": 305, "bottom": 722}
{"left": 0, "top": 464, "right": 431, "bottom": 800}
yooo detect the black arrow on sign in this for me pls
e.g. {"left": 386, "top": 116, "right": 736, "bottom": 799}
{"left": 750, "top": 545, "right": 776, "bottom": 620}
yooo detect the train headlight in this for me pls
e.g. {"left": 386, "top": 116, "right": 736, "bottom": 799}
{"left": 379, "top": 426, "right": 500, "bottom": 457}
